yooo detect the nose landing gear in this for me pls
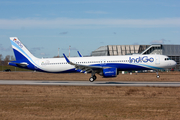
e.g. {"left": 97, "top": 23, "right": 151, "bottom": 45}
{"left": 156, "top": 71, "right": 160, "bottom": 78}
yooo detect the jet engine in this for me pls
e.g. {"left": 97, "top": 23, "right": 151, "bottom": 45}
{"left": 101, "top": 68, "right": 117, "bottom": 77}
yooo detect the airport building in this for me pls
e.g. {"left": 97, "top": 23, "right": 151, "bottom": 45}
{"left": 91, "top": 44, "right": 180, "bottom": 71}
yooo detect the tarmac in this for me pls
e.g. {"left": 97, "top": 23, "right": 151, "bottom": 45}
{"left": 0, "top": 80, "right": 180, "bottom": 87}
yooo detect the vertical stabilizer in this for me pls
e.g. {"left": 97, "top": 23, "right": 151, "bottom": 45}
{"left": 9, "top": 37, "right": 42, "bottom": 70}
{"left": 10, "top": 37, "right": 37, "bottom": 62}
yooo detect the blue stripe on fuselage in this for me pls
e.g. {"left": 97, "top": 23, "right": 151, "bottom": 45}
{"left": 90, "top": 63, "right": 162, "bottom": 71}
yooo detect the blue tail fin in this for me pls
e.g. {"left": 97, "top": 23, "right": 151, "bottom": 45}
{"left": 9, "top": 37, "right": 40, "bottom": 70}
{"left": 10, "top": 37, "right": 37, "bottom": 61}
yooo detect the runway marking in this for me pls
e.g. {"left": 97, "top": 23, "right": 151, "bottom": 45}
{"left": 0, "top": 80, "right": 180, "bottom": 87}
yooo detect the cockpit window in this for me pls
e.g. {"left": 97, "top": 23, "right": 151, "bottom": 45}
{"left": 165, "top": 58, "right": 171, "bottom": 61}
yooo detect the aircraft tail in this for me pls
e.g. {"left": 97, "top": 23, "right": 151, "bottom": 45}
{"left": 9, "top": 37, "right": 40, "bottom": 70}
{"left": 10, "top": 37, "right": 37, "bottom": 61}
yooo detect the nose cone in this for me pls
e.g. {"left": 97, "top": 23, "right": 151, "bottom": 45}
{"left": 171, "top": 60, "right": 177, "bottom": 67}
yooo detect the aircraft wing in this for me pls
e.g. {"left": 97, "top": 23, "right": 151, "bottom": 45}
{"left": 63, "top": 54, "right": 103, "bottom": 73}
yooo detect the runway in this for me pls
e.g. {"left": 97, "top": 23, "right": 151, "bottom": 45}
{"left": 0, "top": 80, "right": 180, "bottom": 87}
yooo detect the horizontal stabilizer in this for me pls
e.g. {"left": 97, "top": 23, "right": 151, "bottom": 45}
{"left": 8, "top": 61, "right": 29, "bottom": 67}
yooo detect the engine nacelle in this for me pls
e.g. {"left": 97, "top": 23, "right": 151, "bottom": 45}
{"left": 102, "top": 68, "right": 117, "bottom": 77}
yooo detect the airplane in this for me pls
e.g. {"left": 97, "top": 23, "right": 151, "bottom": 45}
{"left": 9, "top": 37, "right": 177, "bottom": 82}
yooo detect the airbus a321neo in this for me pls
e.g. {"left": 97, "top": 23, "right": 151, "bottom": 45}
{"left": 9, "top": 37, "right": 176, "bottom": 82}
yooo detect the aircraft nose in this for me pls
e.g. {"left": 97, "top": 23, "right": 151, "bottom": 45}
{"left": 172, "top": 60, "right": 177, "bottom": 67}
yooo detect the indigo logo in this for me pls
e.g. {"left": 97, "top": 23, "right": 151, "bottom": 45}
{"left": 129, "top": 56, "right": 154, "bottom": 63}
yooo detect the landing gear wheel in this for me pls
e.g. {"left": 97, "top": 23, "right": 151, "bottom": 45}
{"left": 156, "top": 75, "right": 160, "bottom": 78}
{"left": 89, "top": 75, "right": 97, "bottom": 82}
{"left": 156, "top": 71, "right": 160, "bottom": 78}
{"left": 89, "top": 77, "right": 94, "bottom": 82}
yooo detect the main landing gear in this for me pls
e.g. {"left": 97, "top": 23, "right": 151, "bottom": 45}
{"left": 89, "top": 74, "right": 97, "bottom": 82}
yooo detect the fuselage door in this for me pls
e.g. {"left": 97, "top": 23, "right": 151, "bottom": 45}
{"left": 155, "top": 55, "right": 160, "bottom": 65}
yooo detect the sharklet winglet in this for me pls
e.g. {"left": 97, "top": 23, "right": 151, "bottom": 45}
{"left": 77, "top": 51, "right": 83, "bottom": 57}
{"left": 63, "top": 54, "right": 70, "bottom": 63}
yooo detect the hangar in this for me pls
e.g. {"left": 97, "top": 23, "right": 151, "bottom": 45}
{"left": 91, "top": 44, "right": 180, "bottom": 71}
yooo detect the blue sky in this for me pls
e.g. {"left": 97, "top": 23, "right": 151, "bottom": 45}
{"left": 0, "top": 0, "right": 180, "bottom": 58}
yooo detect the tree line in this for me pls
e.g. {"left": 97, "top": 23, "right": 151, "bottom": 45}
{"left": 0, "top": 54, "right": 15, "bottom": 66}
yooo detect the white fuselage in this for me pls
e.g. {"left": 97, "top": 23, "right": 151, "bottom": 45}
{"left": 33, "top": 54, "right": 176, "bottom": 73}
